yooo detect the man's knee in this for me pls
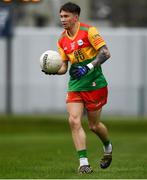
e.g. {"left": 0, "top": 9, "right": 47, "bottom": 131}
{"left": 89, "top": 121, "right": 101, "bottom": 132}
{"left": 89, "top": 123, "right": 96, "bottom": 132}
{"left": 69, "top": 115, "right": 81, "bottom": 130}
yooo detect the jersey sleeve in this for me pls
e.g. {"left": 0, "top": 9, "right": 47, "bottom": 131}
{"left": 88, "top": 27, "right": 106, "bottom": 50}
{"left": 57, "top": 42, "right": 69, "bottom": 62}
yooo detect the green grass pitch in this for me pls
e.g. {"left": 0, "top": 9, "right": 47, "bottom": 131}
{"left": 0, "top": 115, "right": 147, "bottom": 179}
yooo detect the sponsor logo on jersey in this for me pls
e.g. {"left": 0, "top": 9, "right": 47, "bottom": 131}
{"left": 77, "top": 39, "right": 83, "bottom": 46}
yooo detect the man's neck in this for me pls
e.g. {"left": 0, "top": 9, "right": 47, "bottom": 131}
{"left": 67, "top": 22, "right": 80, "bottom": 37}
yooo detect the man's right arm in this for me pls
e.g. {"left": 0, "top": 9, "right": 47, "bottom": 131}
{"left": 57, "top": 61, "right": 68, "bottom": 75}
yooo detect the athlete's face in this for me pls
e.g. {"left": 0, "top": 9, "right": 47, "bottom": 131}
{"left": 60, "top": 10, "right": 78, "bottom": 30}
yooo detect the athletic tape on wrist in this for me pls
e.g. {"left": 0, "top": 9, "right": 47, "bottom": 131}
{"left": 87, "top": 63, "right": 94, "bottom": 70}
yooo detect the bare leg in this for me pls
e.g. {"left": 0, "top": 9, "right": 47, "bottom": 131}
{"left": 67, "top": 102, "right": 93, "bottom": 173}
{"left": 87, "top": 108, "right": 110, "bottom": 144}
{"left": 87, "top": 108, "right": 112, "bottom": 169}
{"left": 67, "top": 102, "right": 85, "bottom": 150}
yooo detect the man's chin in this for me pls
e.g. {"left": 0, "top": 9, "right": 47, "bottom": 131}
{"left": 62, "top": 25, "right": 69, "bottom": 30}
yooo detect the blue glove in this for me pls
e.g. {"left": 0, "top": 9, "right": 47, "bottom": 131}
{"left": 69, "top": 65, "right": 90, "bottom": 79}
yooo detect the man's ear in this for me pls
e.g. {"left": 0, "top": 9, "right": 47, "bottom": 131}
{"left": 74, "top": 15, "right": 79, "bottom": 22}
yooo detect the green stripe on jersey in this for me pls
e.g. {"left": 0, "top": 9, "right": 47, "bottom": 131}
{"left": 68, "top": 59, "right": 108, "bottom": 91}
{"left": 80, "top": 26, "right": 89, "bottom": 31}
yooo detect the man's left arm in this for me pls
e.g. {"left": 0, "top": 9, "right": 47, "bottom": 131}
{"left": 70, "top": 45, "right": 111, "bottom": 79}
{"left": 89, "top": 45, "right": 111, "bottom": 68}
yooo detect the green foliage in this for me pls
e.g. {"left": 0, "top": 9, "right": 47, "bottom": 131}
{"left": 0, "top": 115, "right": 147, "bottom": 178}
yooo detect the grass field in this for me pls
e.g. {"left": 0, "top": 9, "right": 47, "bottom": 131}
{"left": 0, "top": 114, "right": 147, "bottom": 179}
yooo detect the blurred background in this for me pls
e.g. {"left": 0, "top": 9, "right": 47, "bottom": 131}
{"left": 1, "top": 1, "right": 147, "bottom": 179}
{"left": 0, "top": 0, "right": 147, "bottom": 116}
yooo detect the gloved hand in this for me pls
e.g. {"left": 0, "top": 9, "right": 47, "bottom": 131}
{"left": 41, "top": 70, "right": 57, "bottom": 75}
{"left": 69, "top": 65, "right": 90, "bottom": 79}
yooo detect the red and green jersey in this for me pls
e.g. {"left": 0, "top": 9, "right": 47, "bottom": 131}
{"left": 57, "top": 22, "right": 108, "bottom": 91}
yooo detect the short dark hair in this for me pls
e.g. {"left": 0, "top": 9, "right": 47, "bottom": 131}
{"left": 59, "top": 2, "right": 81, "bottom": 16}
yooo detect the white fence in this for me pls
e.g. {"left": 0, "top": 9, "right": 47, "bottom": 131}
{"left": 0, "top": 27, "right": 147, "bottom": 115}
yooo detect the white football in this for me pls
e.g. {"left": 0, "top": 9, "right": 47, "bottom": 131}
{"left": 40, "top": 50, "right": 62, "bottom": 73}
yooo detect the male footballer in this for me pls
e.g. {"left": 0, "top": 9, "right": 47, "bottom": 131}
{"left": 43, "top": 2, "right": 112, "bottom": 174}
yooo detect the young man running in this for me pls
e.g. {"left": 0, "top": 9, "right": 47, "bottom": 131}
{"left": 43, "top": 2, "right": 112, "bottom": 174}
